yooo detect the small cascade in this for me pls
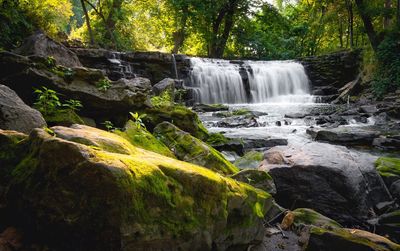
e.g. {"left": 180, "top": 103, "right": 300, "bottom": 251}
{"left": 107, "top": 52, "right": 136, "bottom": 80}
{"left": 189, "top": 58, "right": 247, "bottom": 104}
{"left": 188, "top": 58, "right": 314, "bottom": 104}
{"left": 171, "top": 54, "right": 179, "bottom": 79}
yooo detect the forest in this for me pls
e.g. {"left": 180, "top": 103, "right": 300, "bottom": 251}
{"left": 1, "top": 0, "right": 400, "bottom": 251}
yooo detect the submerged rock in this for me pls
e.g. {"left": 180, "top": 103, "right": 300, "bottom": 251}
{"left": 0, "top": 84, "right": 46, "bottom": 133}
{"left": 260, "top": 142, "right": 391, "bottom": 225}
{"left": 1, "top": 126, "right": 273, "bottom": 251}
{"left": 153, "top": 122, "right": 238, "bottom": 175}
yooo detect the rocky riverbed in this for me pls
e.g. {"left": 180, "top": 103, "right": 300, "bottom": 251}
{"left": 0, "top": 32, "right": 399, "bottom": 251}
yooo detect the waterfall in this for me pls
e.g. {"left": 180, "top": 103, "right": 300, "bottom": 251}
{"left": 188, "top": 58, "right": 313, "bottom": 104}
{"left": 172, "top": 54, "right": 179, "bottom": 79}
{"left": 189, "top": 58, "right": 247, "bottom": 104}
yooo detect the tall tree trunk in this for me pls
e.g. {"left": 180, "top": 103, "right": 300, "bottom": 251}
{"left": 348, "top": 0, "right": 354, "bottom": 48}
{"left": 384, "top": 0, "right": 392, "bottom": 29}
{"left": 105, "top": 0, "right": 123, "bottom": 48}
{"left": 172, "top": 7, "right": 188, "bottom": 54}
{"left": 208, "top": 7, "right": 227, "bottom": 57}
{"left": 397, "top": 0, "right": 400, "bottom": 25}
{"left": 80, "top": 0, "right": 95, "bottom": 46}
{"left": 355, "top": 0, "right": 380, "bottom": 52}
{"left": 339, "top": 19, "right": 344, "bottom": 48}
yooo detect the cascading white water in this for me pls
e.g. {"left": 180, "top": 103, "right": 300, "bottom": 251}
{"left": 189, "top": 57, "right": 314, "bottom": 104}
{"left": 189, "top": 58, "right": 247, "bottom": 104}
{"left": 247, "top": 61, "right": 313, "bottom": 103}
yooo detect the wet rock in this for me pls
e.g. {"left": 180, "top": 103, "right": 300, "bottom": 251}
{"left": 375, "top": 157, "right": 400, "bottom": 190}
{"left": 373, "top": 136, "right": 400, "bottom": 151}
{"left": 260, "top": 142, "right": 391, "bottom": 224}
{"left": 284, "top": 113, "right": 307, "bottom": 119}
{"left": 211, "top": 138, "right": 244, "bottom": 156}
{"left": 2, "top": 126, "right": 272, "bottom": 251}
{"left": 231, "top": 169, "right": 276, "bottom": 195}
{"left": 307, "top": 127, "right": 380, "bottom": 146}
{"left": 216, "top": 116, "right": 260, "bottom": 128}
{"left": 153, "top": 122, "right": 238, "bottom": 175}
{"left": 360, "top": 105, "right": 378, "bottom": 114}
{"left": 282, "top": 208, "right": 342, "bottom": 230}
{"left": 375, "top": 210, "right": 400, "bottom": 243}
{"left": 242, "top": 138, "right": 288, "bottom": 150}
{"left": 192, "top": 103, "right": 229, "bottom": 112}
{"left": 0, "top": 84, "right": 46, "bottom": 133}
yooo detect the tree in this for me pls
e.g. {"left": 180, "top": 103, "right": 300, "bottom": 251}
{"left": 80, "top": 0, "right": 95, "bottom": 45}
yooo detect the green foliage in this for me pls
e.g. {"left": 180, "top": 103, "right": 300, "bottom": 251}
{"left": 45, "top": 56, "right": 56, "bottom": 68}
{"left": 34, "top": 86, "right": 84, "bottom": 117}
{"left": 62, "top": 99, "right": 83, "bottom": 112}
{"left": 102, "top": 121, "right": 115, "bottom": 132}
{"left": 34, "top": 87, "right": 62, "bottom": 116}
{"left": 151, "top": 91, "right": 173, "bottom": 108}
{"left": 129, "top": 112, "right": 147, "bottom": 130}
{"left": 372, "top": 31, "right": 400, "bottom": 97}
{"left": 96, "top": 78, "right": 112, "bottom": 92}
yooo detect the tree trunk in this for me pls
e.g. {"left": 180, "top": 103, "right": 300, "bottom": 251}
{"left": 104, "top": 0, "right": 123, "bottom": 48}
{"left": 397, "top": 0, "right": 400, "bottom": 25}
{"left": 384, "top": 0, "right": 392, "bottom": 29}
{"left": 348, "top": 0, "right": 354, "bottom": 48}
{"left": 355, "top": 0, "right": 380, "bottom": 52}
{"left": 172, "top": 7, "right": 188, "bottom": 54}
{"left": 80, "top": 0, "right": 95, "bottom": 46}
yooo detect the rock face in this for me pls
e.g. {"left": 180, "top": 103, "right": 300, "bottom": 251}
{"left": 0, "top": 84, "right": 46, "bottom": 133}
{"left": 0, "top": 52, "right": 152, "bottom": 120}
{"left": 153, "top": 122, "right": 239, "bottom": 175}
{"left": 1, "top": 126, "right": 273, "bottom": 251}
{"left": 14, "top": 31, "right": 82, "bottom": 68}
{"left": 300, "top": 50, "right": 361, "bottom": 92}
{"left": 260, "top": 142, "right": 391, "bottom": 225}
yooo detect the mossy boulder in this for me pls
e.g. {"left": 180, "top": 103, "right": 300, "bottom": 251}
{"left": 115, "top": 120, "right": 175, "bottom": 158}
{"left": 231, "top": 169, "right": 276, "bottom": 195}
{"left": 2, "top": 126, "right": 273, "bottom": 250}
{"left": 282, "top": 208, "right": 342, "bottom": 230}
{"left": 44, "top": 109, "right": 85, "bottom": 127}
{"left": 153, "top": 122, "right": 239, "bottom": 175}
{"left": 376, "top": 157, "right": 400, "bottom": 185}
{"left": 140, "top": 105, "right": 209, "bottom": 141}
{"left": 234, "top": 151, "right": 263, "bottom": 169}
{"left": 306, "top": 226, "right": 400, "bottom": 251}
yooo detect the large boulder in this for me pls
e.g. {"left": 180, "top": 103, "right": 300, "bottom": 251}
{"left": 152, "top": 78, "right": 175, "bottom": 95}
{"left": 260, "top": 142, "right": 391, "bottom": 225}
{"left": 153, "top": 122, "right": 239, "bottom": 175}
{"left": 0, "top": 52, "right": 152, "bottom": 119}
{"left": 14, "top": 31, "right": 82, "bottom": 68}
{"left": 0, "top": 84, "right": 46, "bottom": 133}
{"left": 1, "top": 126, "right": 273, "bottom": 251}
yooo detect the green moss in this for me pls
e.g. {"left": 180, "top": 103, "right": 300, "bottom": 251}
{"left": 206, "top": 132, "right": 229, "bottom": 145}
{"left": 234, "top": 151, "right": 264, "bottom": 169}
{"left": 140, "top": 105, "right": 210, "bottom": 141}
{"left": 44, "top": 109, "right": 85, "bottom": 127}
{"left": 309, "top": 226, "right": 400, "bottom": 251}
{"left": 115, "top": 120, "right": 175, "bottom": 158}
{"left": 292, "top": 208, "right": 342, "bottom": 228}
{"left": 375, "top": 157, "right": 400, "bottom": 178}
{"left": 154, "top": 122, "right": 239, "bottom": 175}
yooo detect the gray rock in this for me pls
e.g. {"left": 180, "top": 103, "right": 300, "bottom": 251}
{"left": 284, "top": 113, "right": 307, "bottom": 119}
{"left": 307, "top": 127, "right": 380, "bottom": 146}
{"left": 14, "top": 31, "right": 82, "bottom": 68}
{"left": 373, "top": 136, "right": 400, "bottom": 151}
{"left": 360, "top": 105, "right": 378, "bottom": 114}
{"left": 0, "top": 84, "right": 46, "bottom": 133}
{"left": 260, "top": 142, "right": 391, "bottom": 224}
{"left": 152, "top": 78, "right": 175, "bottom": 95}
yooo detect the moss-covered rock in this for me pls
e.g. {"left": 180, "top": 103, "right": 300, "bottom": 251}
{"left": 153, "top": 122, "right": 239, "bottom": 175}
{"left": 234, "top": 151, "right": 263, "bottom": 169}
{"left": 115, "top": 120, "right": 175, "bottom": 158}
{"left": 230, "top": 169, "right": 276, "bottom": 195}
{"left": 282, "top": 208, "right": 342, "bottom": 230}
{"left": 3, "top": 126, "right": 273, "bottom": 251}
{"left": 306, "top": 226, "right": 400, "bottom": 251}
{"left": 376, "top": 157, "right": 400, "bottom": 181}
{"left": 44, "top": 109, "right": 85, "bottom": 127}
{"left": 140, "top": 105, "right": 209, "bottom": 141}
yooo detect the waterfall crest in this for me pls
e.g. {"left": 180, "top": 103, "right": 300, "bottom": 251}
{"left": 188, "top": 58, "right": 314, "bottom": 104}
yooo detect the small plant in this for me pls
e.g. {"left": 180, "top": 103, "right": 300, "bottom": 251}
{"left": 63, "top": 99, "right": 83, "bottom": 112}
{"left": 34, "top": 87, "right": 61, "bottom": 115}
{"left": 102, "top": 121, "right": 115, "bottom": 131}
{"left": 97, "top": 78, "right": 112, "bottom": 92}
{"left": 175, "top": 88, "right": 187, "bottom": 104}
{"left": 151, "top": 91, "right": 173, "bottom": 108}
{"left": 129, "top": 112, "right": 146, "bottom": 129}
{"left": 45, "top": 56, "right": 56, "bottom": 68}
{"left": 44, "top": 127, "right": 55, "bottom": 136}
